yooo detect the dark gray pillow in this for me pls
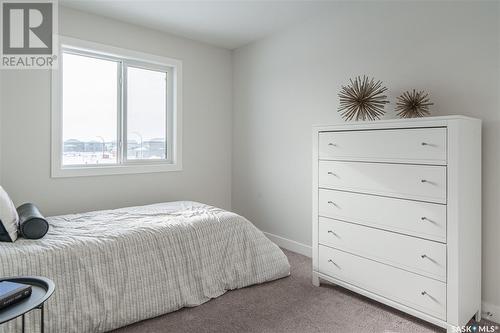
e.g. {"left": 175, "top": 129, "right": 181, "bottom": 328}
{"left": 0, "top": 221, "right": 14, "bottom": 242}
{"left": 0, "top": 186, "right": 19, "bottom": 242}
{"left": 17, "top": 203, "right": 49, "bottom": 239}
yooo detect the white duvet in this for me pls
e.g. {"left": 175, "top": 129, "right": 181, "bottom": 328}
{"left": 0, "top": 201, "right": 290, "bottom": 333}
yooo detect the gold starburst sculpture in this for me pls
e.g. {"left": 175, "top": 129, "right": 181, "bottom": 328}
{"left": 395, "top": 89, "right": 433, "bottom": 118}
{"left": 338, "top": 75, "right": 389, "bottom": 121}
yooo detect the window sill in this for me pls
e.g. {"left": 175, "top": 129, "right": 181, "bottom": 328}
{"left": 51, "top": 162, "right": 182, "bottom": 178}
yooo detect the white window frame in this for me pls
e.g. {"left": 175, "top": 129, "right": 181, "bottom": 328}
{"left": 51, "top": 36, "right": 182, "bottom": 178}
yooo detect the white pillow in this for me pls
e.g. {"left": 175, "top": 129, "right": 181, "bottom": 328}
{"left": 0, "top": 186, "right": 19, "bottom": 242}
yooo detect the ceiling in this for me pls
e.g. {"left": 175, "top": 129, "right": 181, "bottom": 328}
{"left": 60, "top": 1, "right": 333, "bottom": 49}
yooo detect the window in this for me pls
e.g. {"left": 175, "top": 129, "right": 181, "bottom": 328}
{"left": 126, "top": 66, "right": 167, "bottom": 161}
{"left": 62, "top": 52, "right": 119, "bottom": 166}
{"left": 52, "top": 37, "right": 182, "bottom": 177}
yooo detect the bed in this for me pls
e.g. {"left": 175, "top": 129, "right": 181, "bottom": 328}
{"left": 0, "top": 201, "right": 290, "bottom": 333}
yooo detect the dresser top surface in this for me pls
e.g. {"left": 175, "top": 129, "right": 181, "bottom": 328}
{"left": 313, "top": 115, "right": 480, "bottom": 131}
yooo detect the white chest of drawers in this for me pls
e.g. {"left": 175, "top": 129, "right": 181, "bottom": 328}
{"left": 312, "top": 116, "right": 481, "bottom": 332}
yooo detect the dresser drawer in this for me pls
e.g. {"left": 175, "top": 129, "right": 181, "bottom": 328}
{"left": 318, "top": 245, "right": 446, "bottom": 320}
{"left": 318, "top": 161, "right": 447, "bottom": 204}
{"left": 319, "top": 218, "right": 446, "bottom": 281}
{"left": 318, "top": 189, "right": 446, "bottom": 242}
{"left": 319, "top": 128, "right": 447, "bottom": 165}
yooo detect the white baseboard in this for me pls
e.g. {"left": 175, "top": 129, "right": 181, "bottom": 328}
{"left": 263, "top": 231, "right": 312, "bottom": 257}
{"left": 482, "top": 301, "right": 500, "bottom": 324}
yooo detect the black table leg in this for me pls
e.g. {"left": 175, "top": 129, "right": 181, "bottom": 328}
{"left": 18, "top": 305, "right": 45, "bottom": 333}
{"left": 40, "top": 304, "right": 44, "bottom": 333}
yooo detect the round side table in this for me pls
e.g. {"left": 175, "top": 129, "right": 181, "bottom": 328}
{"left": 0, "top": 276, "right": 55, "bottom": 333}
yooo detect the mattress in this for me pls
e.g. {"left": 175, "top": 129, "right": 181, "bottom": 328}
{"left": 0, "top": 201, "right": 290, "bottom": 333}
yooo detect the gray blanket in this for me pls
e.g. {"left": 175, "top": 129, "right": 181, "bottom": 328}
{"left": 0, "top": 201, "right": 290, "bottom": 332}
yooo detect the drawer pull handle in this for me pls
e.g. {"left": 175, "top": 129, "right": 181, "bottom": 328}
{"left": 327, "top": 230, "right": 337, "bottom": 236}
{"left": 328, "top": 143, "right": 337, "bottom": 147}
{"left": 421, "top": 179, "right": 427, "bottom": 183}
{"left": 327, "top": 201, "right": 339, "bottom": 208}
{"left": 328, "top": 259, "right": 340, "bottom": 268}
{"left": 421, "top": 254, "right": 427, "bottom": 259}
{"left": 421, "top": 217, "right": 437, "bottom": 225}
{"left": 421, "top": 142, "right": 428, "bottom": 146}
{"left": 421, "top": 291, "right": 427, "bottom": 296}
{"left": 327, "top": 171, "right": 337, "bottom": 176}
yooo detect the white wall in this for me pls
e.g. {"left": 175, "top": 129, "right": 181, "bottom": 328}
{"left": 0, "top": 6, "right": 233, "bottom": 215}
{"left": 232, "top": 1, "right": 500, "bottom": 318}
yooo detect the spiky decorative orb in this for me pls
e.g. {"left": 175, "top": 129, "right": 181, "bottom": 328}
{"left": 395, "top": 89, "right": 433, "bottom": 118}
{"left": 338, "top": 75, "right": 389, "bottom": 121}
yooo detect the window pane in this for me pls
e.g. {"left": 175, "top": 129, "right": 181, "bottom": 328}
{"left": 62, "top": 52, "right": 118, "bottom": 165}
{"left": 126, "top": 66, "right": 167, "bottom": 160}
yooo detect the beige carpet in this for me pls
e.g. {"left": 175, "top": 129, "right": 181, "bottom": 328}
{"left": 113, "top": 249, "right": 496, "bottom": 333}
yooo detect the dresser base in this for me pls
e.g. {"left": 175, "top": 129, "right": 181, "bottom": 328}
{"left": 312, "top": 271, "right": 479, "bottom": 333}
{"left": 312, "top": 272, "right": 320, "bottom": 287}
